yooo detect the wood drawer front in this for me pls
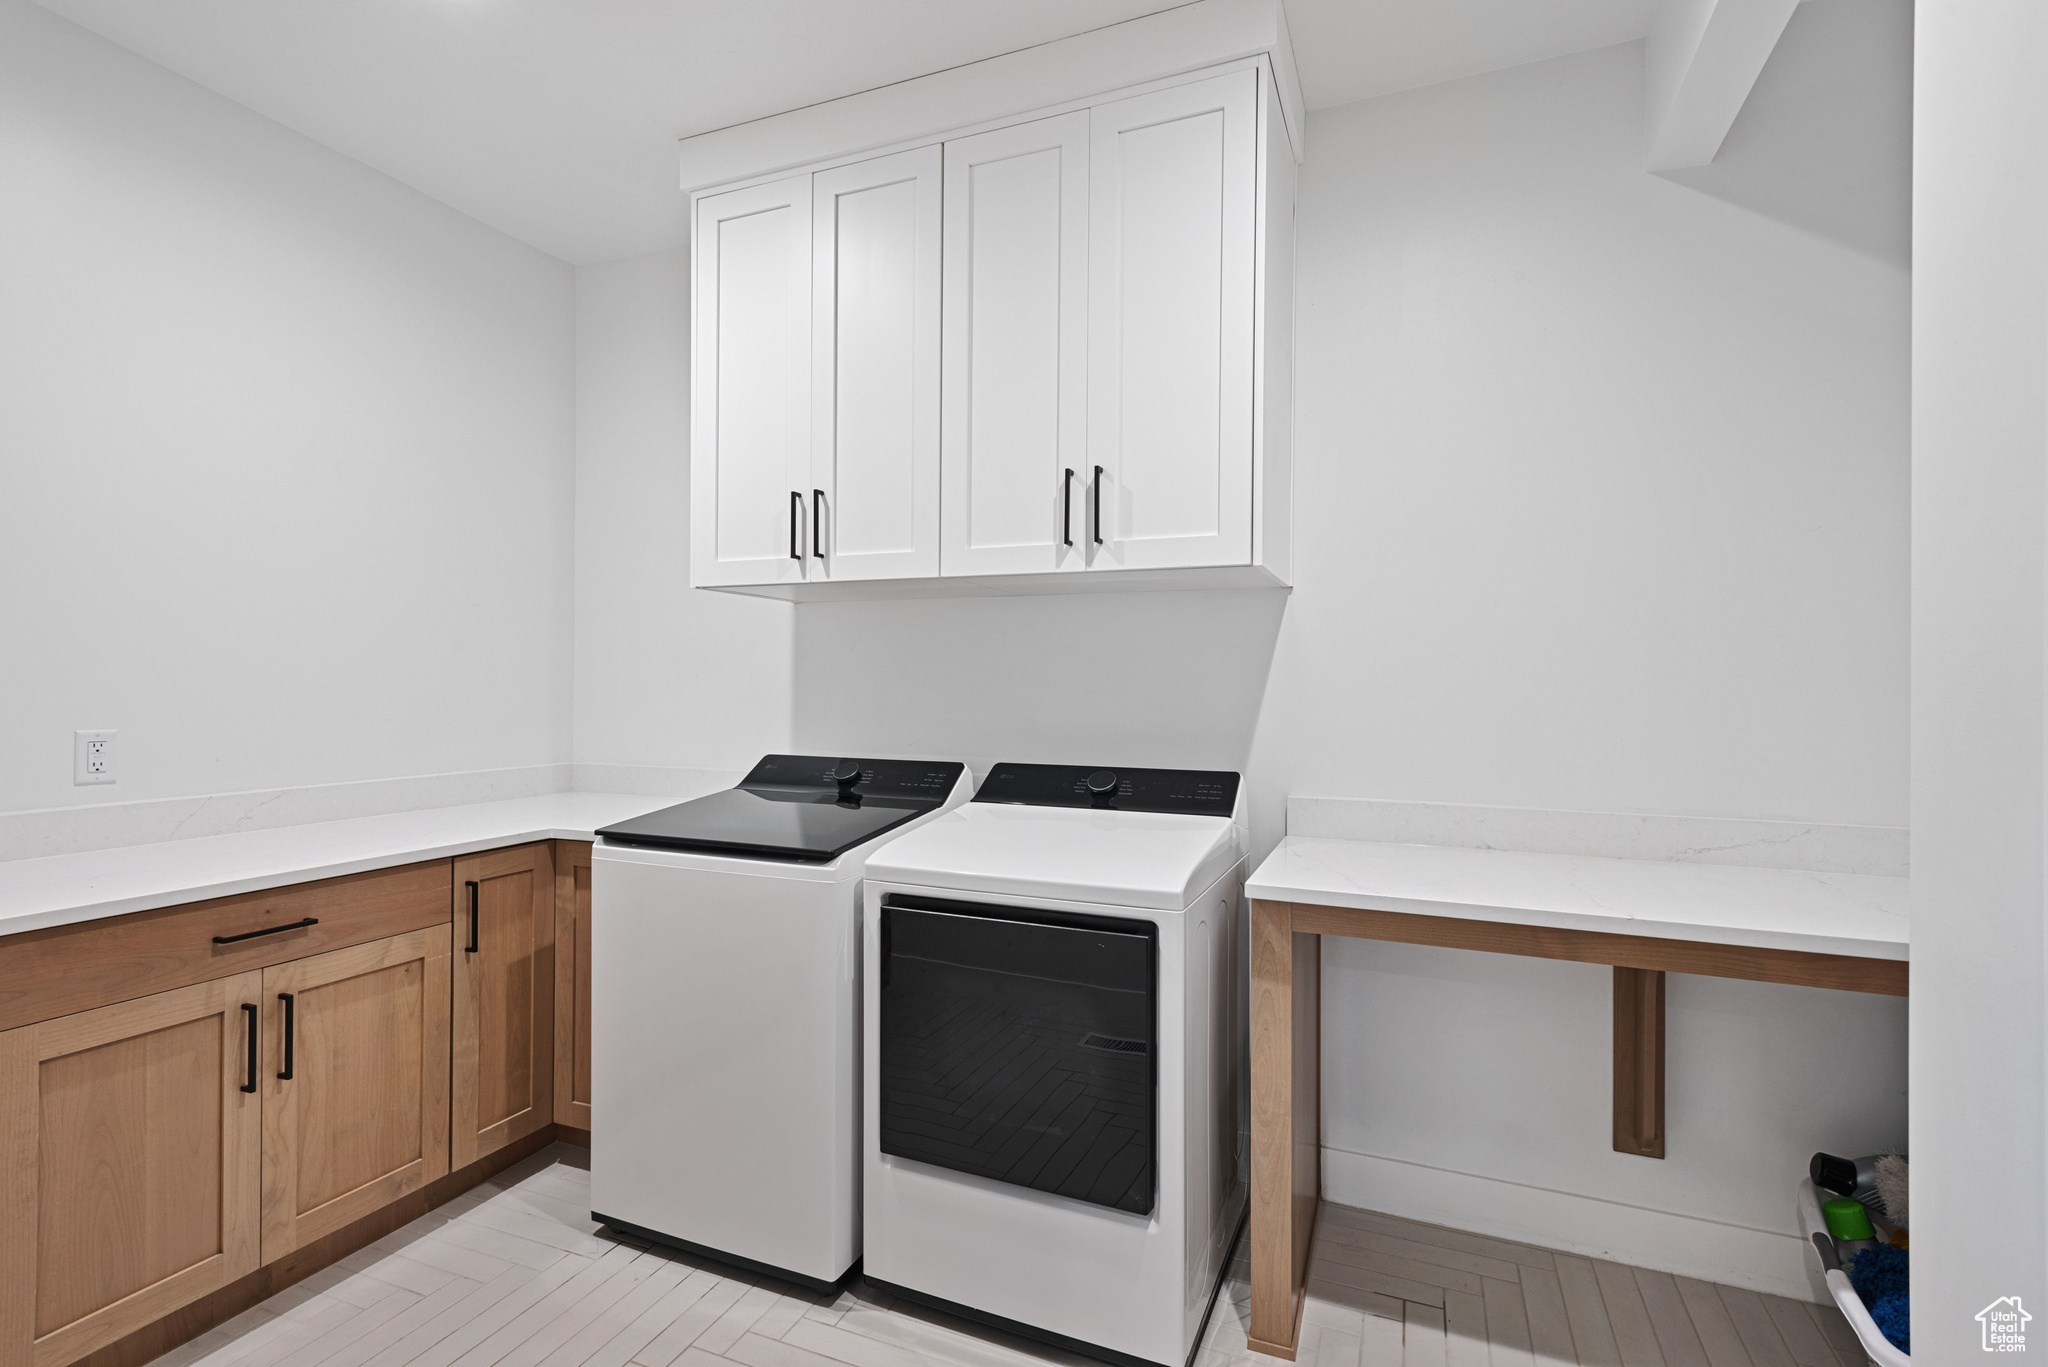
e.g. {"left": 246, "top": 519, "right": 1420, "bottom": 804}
{"left": 0, "top": 861, "right": 452, "bottom": 1033}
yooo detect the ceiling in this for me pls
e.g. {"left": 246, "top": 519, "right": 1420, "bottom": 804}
{"left": 29, "top": 0, "right": 1664, "bottom": 264}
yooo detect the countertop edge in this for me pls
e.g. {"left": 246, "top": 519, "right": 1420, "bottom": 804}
{"left": 1243, "top": 881, "right": 1909, "bottom": 961}
{"left": 1, "top": 822, "right": 613, "bottom": 939}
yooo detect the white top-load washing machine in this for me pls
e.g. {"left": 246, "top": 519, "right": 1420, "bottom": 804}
{"left": 591, "top": 754, "right": 971, "bottom": 1291}
{"left": 860, "top": 763, "right": 1248, "bottom": 1367}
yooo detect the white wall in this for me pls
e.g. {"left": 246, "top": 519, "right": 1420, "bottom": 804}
{"left": 1911, "top": 0, "right": 2048, "bottom": 1348}
{"left": 791, "top": 35, "right": 1909, "bottom": 1293}
{"left": 0, "top": 0, "right": 575, "bottom": 816}
{"left": 571, "top": 250, "right": 794, "bottom": 779}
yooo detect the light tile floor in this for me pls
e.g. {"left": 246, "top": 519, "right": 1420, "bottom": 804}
{"left": 147, "top": 1147, "right": 1867, "bottom": 1367}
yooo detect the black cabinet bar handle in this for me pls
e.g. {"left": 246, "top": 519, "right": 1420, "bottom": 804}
{"left": 276, "top": 993, "right": 295, "bottom": 1080}
{"left": 213, "top": 917, "right": 318, "bottom": 945}
{"left": 813, "top": 489, "right": 825, "bottom": 559}
{"left": 241, "top": 1003, "right": 258, "bottom": 1093}
{"left": 465, "top": 880, "right": 479, "bottom": 953}
{"left": 1092, "top": 466, "right": 1105, "bottom": 546}
{"left": 1062, "top": 469, "right": 1074, "bottom": 547}
{"left": 790, "top": 491, "right": 803, "bottom": 560}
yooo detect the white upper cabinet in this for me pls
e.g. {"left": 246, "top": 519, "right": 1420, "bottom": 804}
{"left": 687, "top": 54, "right": 1294, "bottom": 599}
{"left": 810, "top": 146, "right": 943, "bottom": 582}
{"left": 691, "top": 174, "right": 813, "bottom": 588}
{"left": 940, "top": 113, "right": 1090, "bottom": 578}
{"left": 1086, "top": 68, "right": 1257, "bottom": 573}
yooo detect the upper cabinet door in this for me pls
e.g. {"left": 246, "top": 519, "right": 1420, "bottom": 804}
{"left": 940, "top": 113, "right": 1090, "bottom": 578}
{"left": 692, "top": 174, "right": 813, "bottom": 587}
{"left": 810, "top": 146, "right": 942, "bottom": 582}
{"left": 1087, "top": 69, "right": 1258, "bottom": 571}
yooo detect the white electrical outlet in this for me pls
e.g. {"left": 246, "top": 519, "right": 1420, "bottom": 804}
{"left": 74, "top": 729, "right": 116, "bottom": 785}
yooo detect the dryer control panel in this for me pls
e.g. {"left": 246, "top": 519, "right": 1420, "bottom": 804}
{"left": 972, "top": 763, "right": 1239, "bottom": 815}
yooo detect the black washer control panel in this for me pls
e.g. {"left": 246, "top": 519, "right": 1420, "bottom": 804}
{"left": 972, "top": 762, "right": 1239, "bottom": 816}
{"left": 739, "top": 754, "right": 964, "bottom": 801}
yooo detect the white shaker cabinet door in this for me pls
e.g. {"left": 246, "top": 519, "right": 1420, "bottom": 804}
{"left": 810, "top": 145, "right": 942, "bottom": 582}
{"left": 691, "top": 175, "right": 813, "bottom": 587}
{"left": 1087, "top": 68, "right": 1258, "bottom": 571}
{"left": 939, "top": 113, "right": 1090, "bottom": 578}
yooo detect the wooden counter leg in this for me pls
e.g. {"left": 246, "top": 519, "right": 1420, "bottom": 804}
{"left": 1250, "top": 900, "right": 1319, "bottom": 1359}
{"left": 1613, "top": 967, "right": 1665, "bottom": 1158}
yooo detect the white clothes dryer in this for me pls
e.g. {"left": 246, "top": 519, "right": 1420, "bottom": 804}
{"left": 591, "top": 755, "right": 970, "bottom": 1291}
{"left": 860, "top": 763, "right": 1248, "bottom": 1367}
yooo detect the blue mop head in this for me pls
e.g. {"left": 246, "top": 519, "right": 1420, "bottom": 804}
{"left": 1851, "top": 1242, "right": 1909, "bottom": 1302}
{"left": 1850, "top": 1243, "right": 1910, "bottom": 1353}
{"left": 1869, "top": 1294, "right": 1910, "bottom": 1353}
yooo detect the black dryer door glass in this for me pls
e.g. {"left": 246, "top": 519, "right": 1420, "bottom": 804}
{"left": 879, "top": 896, "right": 1157, "bottom": 1216}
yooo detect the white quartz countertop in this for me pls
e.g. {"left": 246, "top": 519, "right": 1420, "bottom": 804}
{"left": 1246, "top": 837, "right": 1908, "bottom": 960}
{"left": 0, "top": 792, "right": 676, "bottom": 938}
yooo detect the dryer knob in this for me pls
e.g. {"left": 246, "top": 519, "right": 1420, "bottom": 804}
{"left": 1086, "top": 770, "right": 1119, "bottom": 796}
{"left": 829, "top": 759, "right": 862, "bottom": 785}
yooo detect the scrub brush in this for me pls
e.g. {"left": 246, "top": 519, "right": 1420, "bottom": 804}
{"left": 1873, "top": 1154, "right": 1908, "bottom": 1232}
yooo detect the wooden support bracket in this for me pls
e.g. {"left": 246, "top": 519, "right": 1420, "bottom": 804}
{"left": 1612, "top": 966, "right": 1666, "bottom": 1158}
{"left": 1248, "top": 899, "right": 1319, "bottom": 1359}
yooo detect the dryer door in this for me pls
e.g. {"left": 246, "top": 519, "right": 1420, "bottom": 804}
{"left": 877, "top": 895, "right": 1157, "bottom": 1215}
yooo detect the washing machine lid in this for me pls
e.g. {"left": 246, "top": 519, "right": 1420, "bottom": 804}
{"left": 596, "top": 755, "right": 965, "bottom": 862}
{"left": 867, "top": 763, "right": 1243, "bottom": 909}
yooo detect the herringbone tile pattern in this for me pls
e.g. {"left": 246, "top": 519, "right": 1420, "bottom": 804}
{"left": 142, "top": 1148, "right": 1866, "bottom": 1367}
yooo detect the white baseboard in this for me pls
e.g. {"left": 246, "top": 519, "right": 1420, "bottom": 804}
{"left": 1321, "top": 1146, "right": 1829, "bottom": 1304}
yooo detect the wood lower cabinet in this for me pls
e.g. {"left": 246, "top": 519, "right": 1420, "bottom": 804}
{"left": 0, "top": 838, "right": 577, "bottom": 1367}
{"left": 552, "top": 841, "right": 593, "bottom": 1129}
{"left": 0, "top": 973, "right": 264, "bottom": 1367}
{"left": 260, "top": 927, "right": 451, "bottom": 1259}
{"left": 450, "top": 844, "right": 555, "bottom": 1167}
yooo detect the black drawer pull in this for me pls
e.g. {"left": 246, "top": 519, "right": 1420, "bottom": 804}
{"left": 277, "top": 993, "right": 295, "bottom": 1080}
{"left": 241, "top": 1003, "right": 258, "bottom": 1093}
{"left": 213, "top": 917, "right": 318, "bottom": 945}
{"left": 1062, "top": 468, "right": 1074, "bottom": 547}
{"left": 790, "top": 491, "right": 803, "bottom": 560}
{"left": 466, "top": 880, "right": 480, "bottom": 953}
{"left": 813, "top": 489, "right": 825, "bottom": 559}
{"left": 1092, "top": 465, "right": 1105, "bottom": 546}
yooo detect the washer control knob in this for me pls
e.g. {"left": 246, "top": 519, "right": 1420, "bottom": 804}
{"left": 829, "top": 759, "right": 863, "bottom": 786}
{"left": 1086, "top": 770, "right": 1119, "bottom": 796}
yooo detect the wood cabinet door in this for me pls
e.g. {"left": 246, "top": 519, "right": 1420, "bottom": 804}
{"left": 451, "top": 844, "right": 554, "bottom": 1167}
{"left": 691, "top": 172, "right": 815, "bottom": 588}
{"left": 1087, "top": 68, "right": 1258, "bottom": 572}
{"left": 810, "top": 144, "right": 942, "bottom": 582}
{"left": 0, "top": 972, "right": 263, "bottom": 1367}
{"left": 939, "top": 113, "right": 1090, "bottom": 578}
{"left": 260, "top": 927, "right": 450, "bottom": 1260}
{"left": 552, "top": 841, "right": 592, "bottom": 1130}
